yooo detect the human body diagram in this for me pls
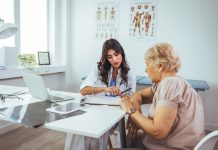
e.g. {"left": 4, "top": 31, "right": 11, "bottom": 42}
{"left": 132, "top": 11, "right": 152, "bottom": 36}
{"left": 133, "top": 12, "right": 144, "bottom": 35}
{"left": 143, "top": 12, "right": 151, "bottom": 34}
{"left": 129, "top": 2, "right": 157, "bottom": 39}
{"left": 95, "top": 2, "right": 118, "bottom": 39}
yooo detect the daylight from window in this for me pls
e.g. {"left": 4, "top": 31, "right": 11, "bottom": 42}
{"left": 20, "top": 0, "right": 47, "bottom": 54}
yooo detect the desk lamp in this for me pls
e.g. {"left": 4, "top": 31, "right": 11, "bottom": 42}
{"left": 0, "top": 18, "right": 18, "bottom": 69}
{"left": 0, "top": 18, "right": 18, "bottom": 39}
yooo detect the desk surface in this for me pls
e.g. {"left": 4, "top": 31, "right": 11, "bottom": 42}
{"left": 0, "top": 91, "right": 125, "bottom": 138}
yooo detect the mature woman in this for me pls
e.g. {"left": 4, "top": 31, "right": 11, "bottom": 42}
{"left": 120, "top": 43, "right": 205, "bottom": 150}
{"left": 80, "top": 38, "right": 135, "bottom": 96}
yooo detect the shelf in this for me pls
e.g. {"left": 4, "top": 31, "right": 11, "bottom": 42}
{"left": 0, "top": 65, "right": 66, "bottom": 80}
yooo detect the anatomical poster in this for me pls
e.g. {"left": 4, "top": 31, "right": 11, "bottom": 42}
{"left": 129, "top": 0, "right": 158, "bottom": 40}
{"left": 95, "top": 0, "right": 119, "bottom": 39}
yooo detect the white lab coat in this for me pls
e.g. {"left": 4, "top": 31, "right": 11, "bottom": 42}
{"left": 80, "top": 64, "right": 136, "bottom": 95}
{"left": 69, "top": 65, "right": 136, "bottom": 150}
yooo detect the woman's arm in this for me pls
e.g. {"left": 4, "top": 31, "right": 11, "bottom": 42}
{"left": 130, "top": 87, "right": 153, "bottom": 111}
{"left": 120, "top": 98, "right": 177, "bottom": 139}
{"left": 130, "top": 105, "right": 177, "bottom": 139}
{"left": 80, "top": 86, "right": 121, "bottom": 96}
{"left": 121, "top": 87, "right": 154, "bottom": 137}
{"left": 80, "top": 86, "right": 106, "bottom": 95}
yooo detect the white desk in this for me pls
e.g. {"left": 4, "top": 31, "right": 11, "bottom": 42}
{"left": 44, "top": 93, "right": 125, "bottom": 138}
{"left": 0, "top": 90, "right": 126, "bottom": 150}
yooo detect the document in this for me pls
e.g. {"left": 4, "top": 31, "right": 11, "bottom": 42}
{"left": 81, "top": 95, "right": 121, "bottom": 106}
{"left": 0, "top": 85, "right": 27, "bottom": 95}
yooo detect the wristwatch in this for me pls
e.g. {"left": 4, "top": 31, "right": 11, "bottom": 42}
{"left": 127, "top": 107, "right": 136, "bottom": 115}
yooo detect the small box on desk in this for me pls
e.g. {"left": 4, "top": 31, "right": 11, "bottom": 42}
{"left": 0, "top": 47, "right": 19, "bottom": 68}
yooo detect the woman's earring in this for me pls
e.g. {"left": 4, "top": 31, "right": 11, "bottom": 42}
{"left": 158, "top": 67, "right": 163, "bottom": 72}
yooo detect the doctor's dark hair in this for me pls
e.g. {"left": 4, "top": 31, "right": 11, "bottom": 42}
{"left": 97, "top": 39, "right": 130, "bottom": 86}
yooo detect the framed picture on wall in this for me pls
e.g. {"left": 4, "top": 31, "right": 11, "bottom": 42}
{"left": 38, "top": 51, "right": 50, "bottom": 65}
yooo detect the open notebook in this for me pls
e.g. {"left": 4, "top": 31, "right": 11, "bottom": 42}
{"left": 0, "top": 85, "right": 27, "bottom": 95}
{"left": 81, "top": 95, "right": 121, "bottom": 106}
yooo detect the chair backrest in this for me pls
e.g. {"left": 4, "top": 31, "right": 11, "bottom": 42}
{"left": 194, "top": 130, "right": 218, "bottom": 150}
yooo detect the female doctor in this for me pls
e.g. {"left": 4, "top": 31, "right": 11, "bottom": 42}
{"left": 80, "top": 38, "right": 136, "bottom": 97}
{"left": 79, "top": 38, "right": 136, "bottom": 150}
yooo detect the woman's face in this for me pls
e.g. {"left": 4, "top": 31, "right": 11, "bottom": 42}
{"left": 145, "top": 61, "right": 161, "bottom": 83}
{"left": 107, "top": 49, "right": 123, "bottom": 69}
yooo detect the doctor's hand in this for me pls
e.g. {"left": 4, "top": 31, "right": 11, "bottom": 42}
{"left": 105, "top": 86, "right": 121, "bottom": 96}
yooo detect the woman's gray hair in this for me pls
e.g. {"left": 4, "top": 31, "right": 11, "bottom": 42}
{"left": 145, "top": 43, "right": 181, "bottom": 72}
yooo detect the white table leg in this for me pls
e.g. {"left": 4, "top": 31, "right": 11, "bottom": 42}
{"left": 64, "top": 133, "right": 85, "bottom": 150}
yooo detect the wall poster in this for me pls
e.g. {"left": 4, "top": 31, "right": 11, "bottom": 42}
{"left": 129, "top": 0, "right": 158, "bottom": 40}
{"left": 95, "top": 0, "right": 119, "bottom": 39}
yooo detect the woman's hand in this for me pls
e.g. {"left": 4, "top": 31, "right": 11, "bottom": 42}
{"left": 126, "top": 116, "right": 139, "bottom": 137}
{"left": 105, "top": 86, "right": 121, "bottom": 95}
{"left": 120, "top": 96, "right": 139, "bottom": 137}
{"left": 120, "top": 94, "right": 128, "bottom": 98}
{"left": 120, "top": 96, "right": 134, "bottom": 112}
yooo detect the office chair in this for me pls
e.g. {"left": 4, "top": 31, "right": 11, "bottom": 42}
{"left": 194, "top": 130, "right": 218, "bottom": 150}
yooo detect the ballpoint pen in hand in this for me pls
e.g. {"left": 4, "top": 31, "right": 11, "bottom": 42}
{"left": 120, "top": 87, "right": 132, "bottom": 95}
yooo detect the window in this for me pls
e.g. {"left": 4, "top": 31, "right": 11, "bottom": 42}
{"left": 0, "top": 0, "right": 66, "bottom": 67}
{"left": 0, "top": 0, "right": 47, "bottom": 55}
{"left": 0, "top": 0, "right": 15, "bottom": 47}
{"left": 20, "top": 0, "right": 47, "bottom": 54}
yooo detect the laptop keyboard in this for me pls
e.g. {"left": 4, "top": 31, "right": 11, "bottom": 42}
{"left": 50, "top": 95, "right": 63, "bottom": 101}
{"left": 49, "top": 94, "right": 75, "bottom": 102}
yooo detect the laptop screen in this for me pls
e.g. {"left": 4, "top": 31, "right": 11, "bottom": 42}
{"left": 22, "top": 73, "right": 51, "bottom": 100}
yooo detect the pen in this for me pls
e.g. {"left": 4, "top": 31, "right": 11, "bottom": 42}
{"left": 80, "top": 96, "right": 87, "bottom": 103}
{"left": 120, "top": 87, "right": 132, "bottom": 95}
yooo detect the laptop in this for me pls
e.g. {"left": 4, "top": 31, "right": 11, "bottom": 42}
{"left": 22, "top": 73, "right": 75, "bottom": 102}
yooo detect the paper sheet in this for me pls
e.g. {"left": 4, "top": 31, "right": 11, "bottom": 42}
{"left": 0, "top": 85, "right": 27, "bottom": 95}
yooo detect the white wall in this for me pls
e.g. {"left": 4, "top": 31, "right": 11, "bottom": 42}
{"left": 68, "top": 0, "right": 218, "bottom": 130}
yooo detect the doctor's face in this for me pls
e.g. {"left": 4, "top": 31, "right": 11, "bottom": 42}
{"left": 107, "top": 49, "right": 122, "bottom": 69}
